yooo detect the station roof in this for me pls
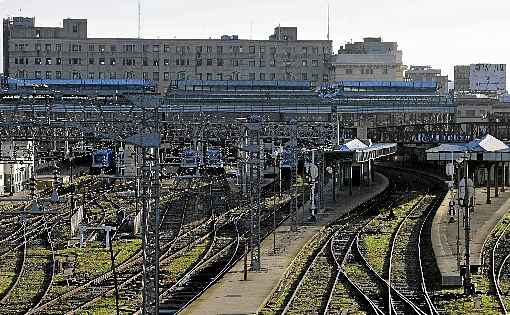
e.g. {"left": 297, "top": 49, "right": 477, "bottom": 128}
{"left": 426, "top": 134, "right": 510, "bottom": 161}
{"left": 326, "top": 139, "right": 397, "bottom": 163}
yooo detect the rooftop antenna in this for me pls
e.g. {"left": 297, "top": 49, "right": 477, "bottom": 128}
{"left": 327, "top": 3, "right": 330, "bottom": 41}
{"left": 137, "top": 0, "right": 141, "bottom": 39}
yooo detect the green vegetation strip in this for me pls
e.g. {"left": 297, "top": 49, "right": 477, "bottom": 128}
{"left": 361, "top": 195, "right": 423, "bottom": 275}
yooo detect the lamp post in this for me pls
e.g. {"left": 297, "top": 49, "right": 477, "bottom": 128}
{"left": 459, "top": 152, "right": 474, "bottom": 295}
{"left": 271, "top": 145, "right": 283, "bottom": 254}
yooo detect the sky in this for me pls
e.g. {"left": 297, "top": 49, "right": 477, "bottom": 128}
{"left": 1, "top": 0, "right": 509, "bottom": 79}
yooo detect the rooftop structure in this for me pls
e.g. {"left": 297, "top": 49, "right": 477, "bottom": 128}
{"left": 3, "top": 17, "right": 332, "bottom": 94}
{"left": 332, "top": 37, "right": 404, "bottom": 82}
{"left": 405, "top": 65, "right": 449, "bottom": 95}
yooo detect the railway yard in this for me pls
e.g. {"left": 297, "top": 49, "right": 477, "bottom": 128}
{"left": 1, "top": 158, "right": 510, "bottom": 314}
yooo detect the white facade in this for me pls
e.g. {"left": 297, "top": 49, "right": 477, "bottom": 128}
{"left": 469, "top": 63, "right": 506, "bottom": 92}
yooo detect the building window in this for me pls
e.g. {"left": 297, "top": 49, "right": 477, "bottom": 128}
{"left": 164, "top": 45, "right": 170, "bottom": 53}
{"left": 45, "top": 71, "right": 52, "bottom": 79}
{"left": 195, "top": 46, "right": 202, "bottom": 53}
{"left": 383, "top": 67, "right": 388, "bottom": 74}
{"left": 142, "top": 58, "right": 148, "bottom": 66}
{"left": 260, "top": 73, "right": 265, "bottom": 80}
{"left": 110, "top": 72, "right": 117, "bottom": 79}
{"left": 88, "top": 72, "right": 94, "bottom": 79}
{"left": 143, "top": 72, "right": 148, "bottom": 80}
{"left": 270, "top": 73, "right": 276, "bottom": 80}
{"left": 45, "top": 44, "right": 51, "bottom": 52}
{"left": 35, "top": 30, "right": 41, "bottom": 38}
{"left": 346, "top": 68, "right": 352, "bottom": 74}
{"left": 196, "top": 59, "right": 202, "bottom": 66}
{"left": 56, "top": 58, "right": 62, "bottom": 65}
{"left": 260, "top": 46, "right": 265, "bottom": 54}
{"left": 72, "top": 58, "right": 80, "bottom": 65}
{"left": 206, "top": 46, "right": 212, "bottom": 53}
{"left": 124, "top": 44, "right": 135, "bottom": 52}
{"left": 72, "top": 72, "right": 81, "bottom": 79}
{"left": 35, "top": 58, "right": 42, "bottom": 65}
{"left": 302, "top": 47, "right": 308, "bottom": 55}
{"left": 99, "top": 45, "right": 105, "bottom": 52}
{"left": 56, "top": 44, "right": 62, "bottom": 51}
{"left": 153, "top": 45, "right": 160, "bottom": 53}
{"left": 312, "top": 60, "right": 318, "bottom": 67}
{"left": 302, "top": 60, "right": 308, "bottom": 67}
{"left": 99, "top": 58, "right": 105, "bottom": 65}
{"left": 35, "top": 71, "right": 41, "bottom": 79}
{"left": 178, "top": 72, "right": 186, "bottom": 80}
{"left": 181, "top": 59, "right": 186, "bottom": 65}
{"left": 72, "top": 24, "right": 79, "bottom": 33}
{"left": 323, "top": 74, "right": 329, "bottom": 82}
{"left": 312, "top": 73, "right": 318, "bottom": 81}
{"left": 88, "top": 44, "right": 94, "bottom": 51}
{"left": 217, "top": 73, "right": 223, "bottom": 80}
{"left": 175, "top": 59, "right": 180, "bottom": 66}
{"left": 301, "top": 73, "right": 307, "bottom": 80}
{"left": 198, "top": 73, "right": 203, "bottom": 80}
{"left": 35, "top": 43, "right": 41, "bottom": 51}
{"left": 164, "top": 59, "right": 169, "bottom": 66}
{"left": 206, "top": 73, "right": 212, "bottom": 80}
{"left": 217, "top": 58, "right": 224, "bottom": 66}
{"left": 110, "top": 58, "right": 116, "bottom": 65}
{"left": 312, "top": 47, "right": 319, "bottom": 55}
{"left": 217, "top": 46, "right": 223, "bottom": 55}
{"left": 232, "top": 59, "right": 239, "bottom": 67}
{"left": 249, "top": 73, "right": 256, "bottom": 80}
{"left": 207, "top": 59, "right": 213, "bottom": 66}
{"left": 249, "top": 60, "right": 255, "bottom": 67}
{"left": 164, "top": 72, "right": 169, "bottom": 81}
{"left": 270, "top": 47, "right": 276, "bottom": 55}
{"left": 89, "top": 58, "right": 94, "bottom": 65}
{"left": 14, "top": 58, "right": 18, "bottom": 64}
{"left": 45, "top": 58, "right": 52, "bottom": 65}
{"left": 98, "top": 72, "right": 104, "bottom": 79}
{"left": 72, "top": 44, "right": 81, "bottom": 52}
{"left": 153, "top": 59, "right": 159, "bottom": 66}
{"left": 111, "top": 45, "right": 117, "bottom": 52}
{"left": 153, "top": 72, "right": 159, "bottom": 81}
{"left": 270, "top": 59, "right": 276, "bottom": 67}
{"left": 260, "top": 59, "right": 265, "bottom": 67}
{"left": 56, "top": 71, "right": 62, "bottom": 79}
{"left": 249, "top": 46, "right": 256, "bottom": 54}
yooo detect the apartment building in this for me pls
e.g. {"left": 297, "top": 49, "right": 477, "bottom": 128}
{"left": 332, "top": 37, "right": 404, "bottom": 81}
{"left": 3, "top": 17, "right": 333, "bottom": 93}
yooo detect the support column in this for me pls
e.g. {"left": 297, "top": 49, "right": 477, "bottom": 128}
{"left": 368, "top": 159, "right": 373, "bottom": 184}
{"left": 487, "top": 165, "right": 492, "bottom": 204}
{"left": 349, "top": 164, "right": 353, "bottom": 196}
{"left": 495, "top": 163, "right": 499, "bottom": 197}
{"left": 332, "top": 166, "right": 336, "bottom": 202}
{"left": 502, "top": 162, "right": 506, "bottom": 192}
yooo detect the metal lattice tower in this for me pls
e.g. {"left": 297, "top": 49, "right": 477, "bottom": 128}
{"left": 126, "top": 106, "right": 161, "bottom": 315}
{"left": 288, "top": 120, "right": 299, "bottom": 232}
{"left": 246, "top": 116, "right": 262, "bottom": 271}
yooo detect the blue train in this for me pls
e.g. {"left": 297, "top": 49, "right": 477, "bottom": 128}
{"left": 280, "top": 148, "right": 295, "bottom": 168}
{"left": 91, "top": 149, "right": 115, "bottom": 174}
{"left": 206, "top": 148, "right": 224, "bottom": 169}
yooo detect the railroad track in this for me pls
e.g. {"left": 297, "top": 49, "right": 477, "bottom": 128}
{"left": 492, "top": 219, "right": 510, "bottom": 314}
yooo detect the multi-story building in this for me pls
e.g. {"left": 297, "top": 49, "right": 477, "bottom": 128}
{"left": 0, "top": 140, "right": 34, "bottom": 194}
{"left": 405, "top": 65, "right": 449, "bottom": 95}
{"left": 331, "top": 37, "right": 404, "bottom": 81}
{"left": 3, "top": 17, "right": 332, "bottom": 93}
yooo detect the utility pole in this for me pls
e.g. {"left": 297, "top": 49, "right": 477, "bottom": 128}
{"left": 460, "top": 155, "right": 474, "bottom": 295}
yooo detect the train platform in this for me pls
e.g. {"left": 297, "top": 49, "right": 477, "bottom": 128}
{"left": 432, "top": 187, "right": 510, "bottom": 286}
{"left": 181, "top": 172, "right": 389, "bottom": 315}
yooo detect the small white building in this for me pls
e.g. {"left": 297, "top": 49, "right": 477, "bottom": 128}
{"left": 0, "top": 141, "right": 34, "bottom": 194}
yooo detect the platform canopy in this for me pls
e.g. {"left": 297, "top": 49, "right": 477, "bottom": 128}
{"left": 326, "top": 138, "right": 397, "bottom": 163}
{"left": 426, "top": 134, "right": 510, "bottom": 161}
